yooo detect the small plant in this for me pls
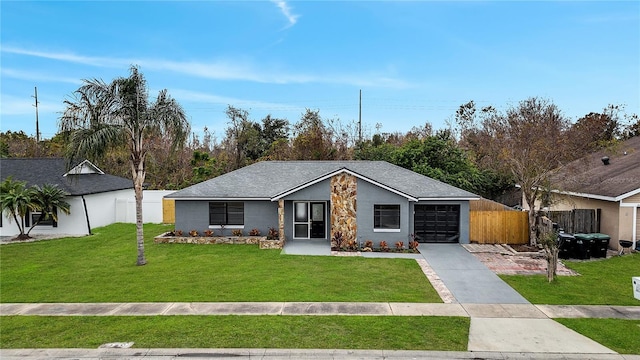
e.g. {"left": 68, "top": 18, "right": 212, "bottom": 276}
{"left": 175, "top": 230, "right": 183, "bottom": 236}
{"left": 331, "top": 231, "right": 345, "bottom": 250}
{"left": 345, "top": 239, "right": 358, "bottom": 251}
{"left": 231, "top": 229, "right": 243, "bottom": 237}
{"left": 364, "top": 240, "right": 373, "bottom": 248}
{"left": 409, "top": 240, "right": 419, "bottom": 251}
{"left": 249, "top": 228, "right": 261, "bottom": 236}
{"left": 189, "top": 230, "right": 199, "bottom": 237}
{"left": 203, "top": 229, "right": 214, "bottom": 237}
{"left": 379, "top": 240, "right": 389, "bottom": 252}
{"left": 395, "top": 241, "right": 404, "bottom": 250}
{"left": 267, "top": 227, "right": 279, "bottom": 240}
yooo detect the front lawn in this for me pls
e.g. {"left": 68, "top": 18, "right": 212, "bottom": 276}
{"left": 0, "top": 315, "right": 470, "bottom": 350}
{"left": 0, "top": 223, "right": 440, "bottom": 303}
{"left": 500, "top": 253, "right": 639, "bottom": 305}
{"left": 556, "top": 318, "right": 640, "bottom": 354}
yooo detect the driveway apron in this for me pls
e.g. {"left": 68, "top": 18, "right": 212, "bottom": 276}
{"left": 420, "top": 244, "right": 529, "bottom": 304}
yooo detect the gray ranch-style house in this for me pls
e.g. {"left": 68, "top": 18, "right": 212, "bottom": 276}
{"left": 166, "top": 161, "right": 480, "bottom": 246}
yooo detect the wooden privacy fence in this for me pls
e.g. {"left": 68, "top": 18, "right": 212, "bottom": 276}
{"left": 469, "top": 211, "right": 529, "bottom": 244}
{"left": 163, "top": 198, "right": 175, "bottom": 224}
{"left": 469, "top": 199, "right": 529, "bottom": 244}
{"left": 548, "top": 209, "right": 600, "bottom": 234}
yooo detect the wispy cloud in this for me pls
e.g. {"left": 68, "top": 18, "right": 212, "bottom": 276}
{"left": 271, "top": 0, "right": 300, "bottom": 28}
{"left": 1, "top": 68, "right": 83, "bottom": 85}
{"left": 579, "top": 12, "right": 639, "bottom": 24}
{"left": 1, "top": 46, "right": 126, "bottom": 68}
{"left": 1, "top": 46, "right": 411, "bottom": 88}
{"left": 171, "top": 89, "right": 302, "bottom": 112}
{"left": 0, "top": 94, "right": 61, "bottom": 116}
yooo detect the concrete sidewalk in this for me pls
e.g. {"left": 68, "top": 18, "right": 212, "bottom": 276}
{"left": 2, "top": 302, "right": 639, "bottom": 319}
{"left": 3, "top": 302, "right": 637, "bottom": 355}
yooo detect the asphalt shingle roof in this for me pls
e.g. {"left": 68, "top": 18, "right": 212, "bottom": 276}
{"left": 551, "top": 136, "right": 640, "bottom": 199}
{"left": 0, "top": 158, "right": 133, "bottom": 196}
{"left": 166, "top": 161, "right": 479, "bottom": 200}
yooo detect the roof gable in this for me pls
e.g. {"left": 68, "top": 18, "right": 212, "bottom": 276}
{"left": 0, "top": 158, "right": 133, "bottom": 196}
{"left": 64, "top": 159, "right": 105, "bottom": 176}
{"left": 166, "top": 161, "right": 479, "bottom": 201}
{"left": 271, "top": 167, "right": 419, "bottom": 201}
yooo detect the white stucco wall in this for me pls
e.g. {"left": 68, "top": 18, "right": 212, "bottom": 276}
{"left": 114, "top": 190, "right": 174, "bottom": 224}
{"left": 0, "top": 189, "right": 172, "bottom": 237}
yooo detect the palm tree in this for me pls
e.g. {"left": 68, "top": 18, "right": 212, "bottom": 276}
{"left": 0, "top": 177, "right": 36, "bottom": 239}
{"left": 27, "top": 184, "right": 71, "bottom": 236}
{"left": 60, "top": 66, "right": 189, "bottom": 265}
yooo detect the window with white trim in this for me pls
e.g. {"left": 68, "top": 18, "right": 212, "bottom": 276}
{"left": 209, "top": 202, "right": 244, "bottom": 226}
{"left": 25, "top": 209, "right": 57, "bottom": 227}
{"left": 374, "top": 204, "right": 400, "bottom": 230}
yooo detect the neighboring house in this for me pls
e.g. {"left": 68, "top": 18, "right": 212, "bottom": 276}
{"left": 543, "top": 136, "right": 640, "bottom": 250}
{"left": 0, "top": 158, "right": 134, "bottom": 237}
{"left": 166, "top": 161, "right": 480, "bottom": 245}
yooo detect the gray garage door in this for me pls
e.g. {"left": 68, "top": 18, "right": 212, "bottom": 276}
{"left": 414, "top": 204, "right": 460, "bottom": 243}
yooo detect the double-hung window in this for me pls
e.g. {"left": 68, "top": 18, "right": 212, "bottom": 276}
{"left": 374, "top": 204, "right": 400, "bottom": 232}
{"left": 209, "top": 202, "right": 244, "bottom": 227}
{"left": 25, "top": 209, "right": 57, "bottom": 227}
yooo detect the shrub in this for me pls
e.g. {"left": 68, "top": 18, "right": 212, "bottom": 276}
{"left": 395, "top": 241, "right": 404, "bottom": 250}
{"left": 331, "top": 231, "right": 345, "bottom": 250}
{"left": 409, "top": 241, "right": 419, "bottom": 251}
{"left": 203, "top": 229, "right": 214, "bottom": 237}
{"left": 189, "top": 230, "right": 199, "bottom": 237}
{"left": 175, "top": 230, "right": 183, "bottom": 236}
{"left": 345, "top": 239, "right": 358, "bottom": 251}
{"left": 364, "top": 240, "right": 373, "bottom": 248}
{"left": 249, "top": 228, "right": 261, "bottom": 236}
{"left": 267, "top": 227, "right": 279, "bottom": 240}
{"left": 231, "top": 229, "right": 243, "bottom": 237}
{"left": 379, "top": 241, "right": 389, "bottom": 252}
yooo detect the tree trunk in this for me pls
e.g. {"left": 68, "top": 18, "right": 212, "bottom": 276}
{"left": 524, "top": 191, "right": 538, "bottom": 246}
{"left": 544, "top": 246, "right": 559, "bottom": 282}
{"left": 528, "top": 210, "right": 537, "bottom": 246}
{"left": 133, "top": 163, "right": 146, "bottom": 266}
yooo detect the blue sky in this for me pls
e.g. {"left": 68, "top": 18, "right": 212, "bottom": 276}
{"left": 1, "top": 1, "right": 638, "bottom": 141}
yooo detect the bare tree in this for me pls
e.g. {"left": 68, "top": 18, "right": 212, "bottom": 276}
{"left": 480, "top": 97, "right": 571, "bottom": 245}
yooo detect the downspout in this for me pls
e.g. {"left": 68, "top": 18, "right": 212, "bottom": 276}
{"left": 633, "top": 205, "right": 637, "bottom": 250}
{"left": 82, "top": 195, "right": 92, "bottom": 235}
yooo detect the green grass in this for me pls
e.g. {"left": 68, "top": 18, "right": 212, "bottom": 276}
{"left": 0, "top": 223, "right": 440, "bottom": 303}
{"left": 555, "top": 318, "right": 640, "bottom": 354}
{"left": 0, "top": 315, "right": 470, "bottom": 350}
{"left": 500, "top": 253, "right": 640, "bottom": 305}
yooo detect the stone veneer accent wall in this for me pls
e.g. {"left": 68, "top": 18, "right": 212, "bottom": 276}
{"left": 330, "top": 173, "right": 357, "bottom": 243}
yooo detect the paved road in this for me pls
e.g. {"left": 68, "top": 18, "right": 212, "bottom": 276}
{"left": 2, "top": 348, "right": 640, "bottom": 360}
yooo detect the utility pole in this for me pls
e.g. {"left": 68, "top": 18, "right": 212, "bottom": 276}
{"left": 358, "top": 89, "right": 362, "bottom": 143}
{"left": 32, "top": 87, "right": 40, "bottom": 143}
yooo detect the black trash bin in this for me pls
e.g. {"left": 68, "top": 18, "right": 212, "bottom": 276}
{"left": 573, "top": 234, "right": 596, "bottom": 259}
{"left": 590, "top": 233, "right": 610, "bottom": 258}
{"left": 557, "top": 232, "right": 575, "bottom": 259}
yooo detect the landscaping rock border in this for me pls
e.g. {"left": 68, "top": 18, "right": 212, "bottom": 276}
{"left": 154, "top": 232, "right": 284, "bottom": 249}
